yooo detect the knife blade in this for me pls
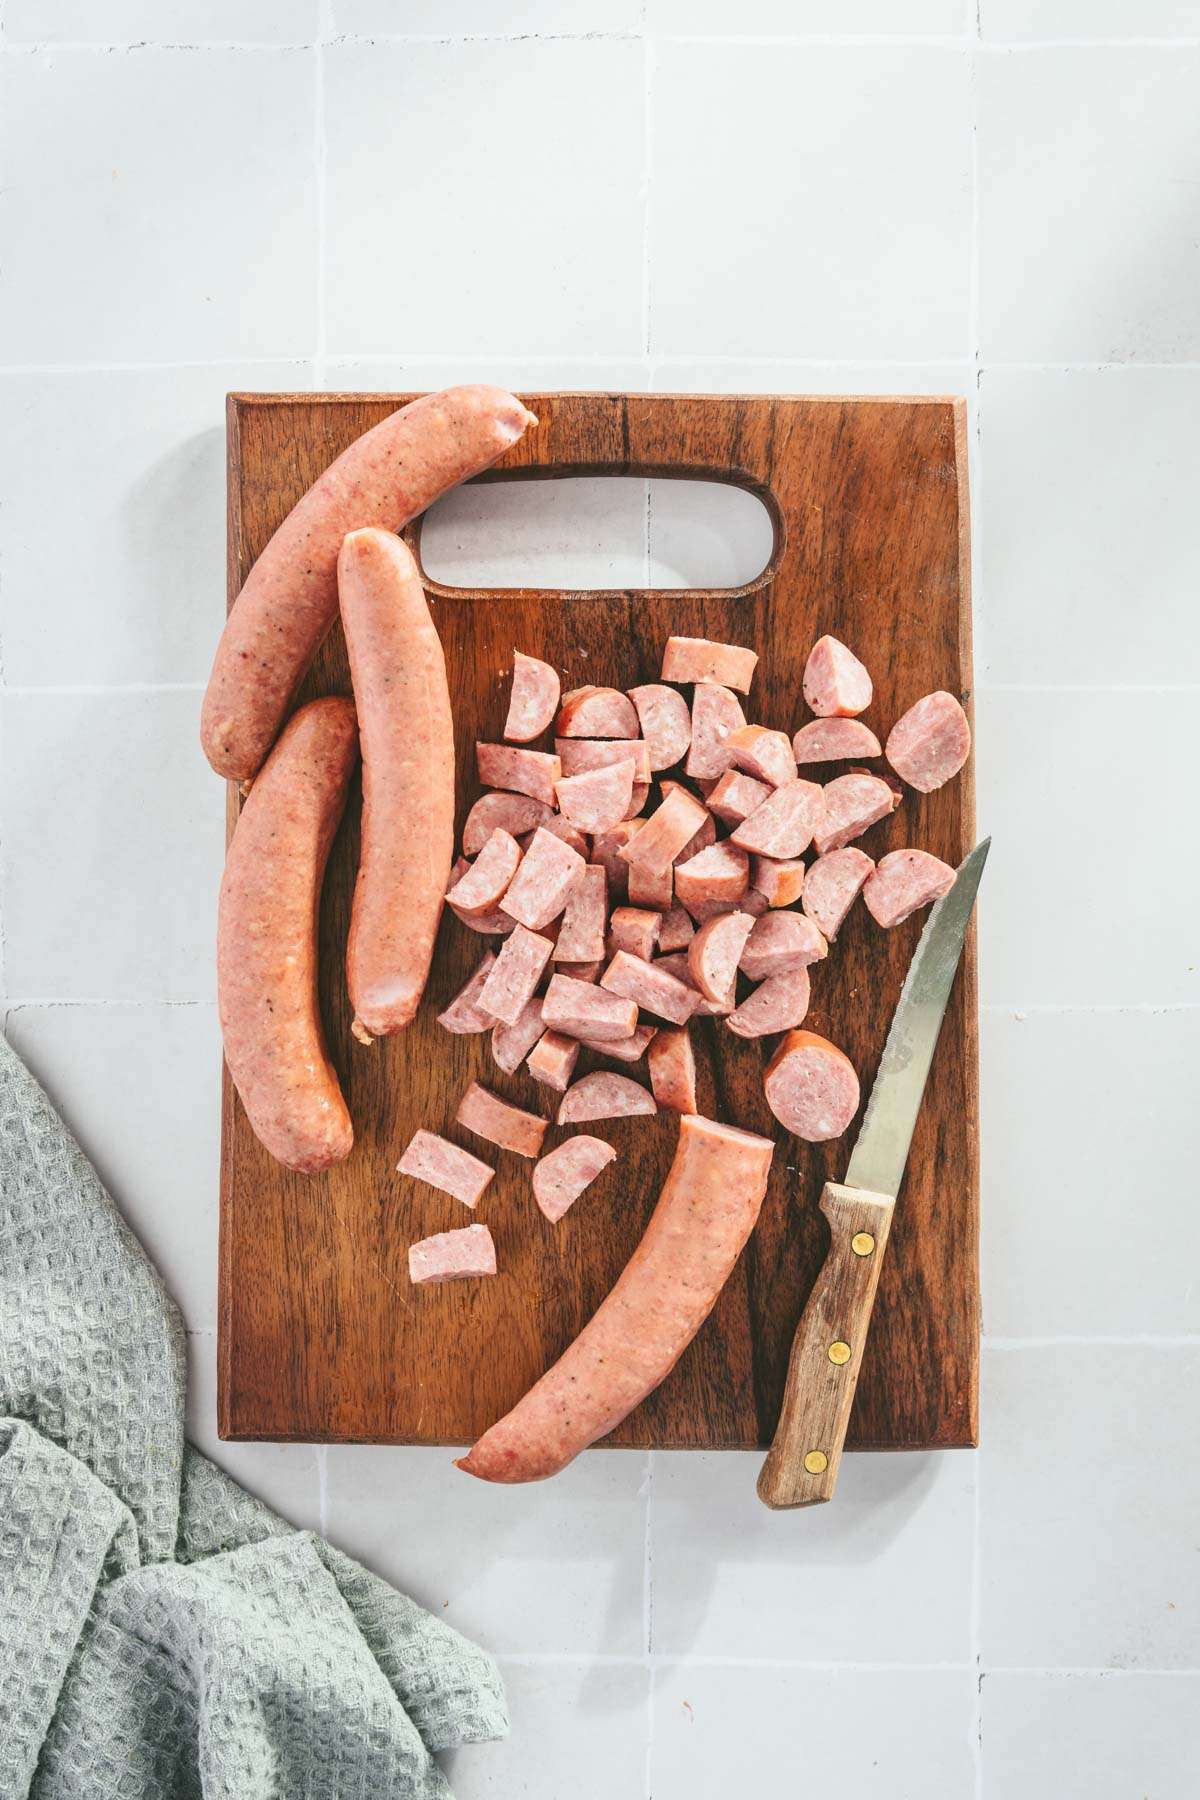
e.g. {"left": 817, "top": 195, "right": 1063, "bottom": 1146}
{"left": 757, "top": 838, "right": 990, "bottom": 1510}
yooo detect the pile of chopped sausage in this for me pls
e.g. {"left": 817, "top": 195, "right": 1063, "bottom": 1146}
{"left": 399, "top": 631, "right": 970, "bottom": 1286}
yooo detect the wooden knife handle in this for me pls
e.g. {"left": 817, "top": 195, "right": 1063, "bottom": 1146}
{"left": 757, "top": 1182, "right": 896, "bottom": 1510}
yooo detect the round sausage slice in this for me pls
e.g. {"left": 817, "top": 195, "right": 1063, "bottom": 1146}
{"left": 726, "top": 966, "right": 811, "bottom": 1039}
{"left": 533, "top": 1136, "right": 618, "bottom": 1223}
{"left": 556, "top": 686, "right": 640, "bottom": 738}
{"left": 628, "top": 683, "right": 692, "bottom": 771}
{"left": 739, "top": 911, "right": 827, "bottom": 981}
{"left": 802, "top": 847, "right": 875, "bottom": 941}
{"left": 688, "top": 910, "right": 757, "bottom": 1004}
{"left": 445, "top": 829, "right": 522, "bottom": 915}
{"left": 802, "top": 635, "right": 873, "bottom": 717}
{"left": 863, "top": 849, "right": 956, "bottom": 928}
{"left": 505, "top": 651, "right": 561, "bottom": 742}
{"left": 811, "top": 772, "right": 896, "bottom": 857}
{"left": 764, "top": 1030, "right": 860, "bottom": 1143}
{"left": 792, "top": 717, "right": 882, "bottom": 764}
{"left": 885, "top": 691, "right": 971, "bottom": 793}
{"left": 556, "top": 1072, "right": 657, "bottom": 1125}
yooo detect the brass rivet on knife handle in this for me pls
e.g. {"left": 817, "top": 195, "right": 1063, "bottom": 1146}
{"left": 851, "top": 1233, "right": 875, "bottom": 1257}
{"left": 757, "top": 1182, "right": 896, "bottom": 1510}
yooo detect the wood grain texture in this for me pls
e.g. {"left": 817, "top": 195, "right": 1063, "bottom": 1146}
{"left": 218, "top": 390, "right": 979, "bottom": 1451}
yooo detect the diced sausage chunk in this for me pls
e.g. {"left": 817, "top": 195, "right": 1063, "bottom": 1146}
{"left": 409, "top": 1222, "right": 497, "bottom": 1285}
{"left": 620, "top": 784, "right": 710, "bottom": 872}
{"left": 476, "top": 743, "right": 561, "bottom": 805}
{"left": 491, "top": 997, "right": 546, "bottom": 1074}
{"left": 685, "top": 683, "right": 747, "bottom": 779}
{"left": 739, "top": 911, "right": 827, "bottom": 980}
{"left": 654, "top": 952, "right": 730, "bottom": 1016}
{"left": 449, "top": 898, "right": 519, "bottom": 937}
{"left": 463, "top": 791, "right": 553, "bottom": 855}
{"left": 863, "top": 849, "right": 956, "bottom": 928}
{"left": 662, "top": 635, "right": 758, "bottom": 694}
{"left": 456, "top": 1080, "right": 548, "bottom": 1158}
{"left": 628, "top": 683, "right": 692, "bottom": 770}
{"left": 764, "top": 1030, "right": 860, "bottom": 1143}
{"left": 812, "top": 772, "right": 897, "bottom": 856}
{"left": 556, "top": 737, "right": 651, "bottom": 782}
{"left": 627, "top": 858, "right": 673, "bottom": 911}
{"left": 726, "top": 966, "right": 811, "bottom": 1039}
{"left": 533, "top": 1136, "right": 617, "bottom": 1223}
{"left": 504, "top": 652, "right": 561, "bottom": 743}
{"left": 688, "top": 909, "right": 757, "bottom": 1004}
{"left": 556, "top": 686, "right": 640, "bottom": 738}
{"left": 661, "top": 781, "right": 717, "bottom": 860}
{"left": 726, "top": 724, "right": 797, "bottom": 788}
{"left": 574, "top": 1022, "right": 657, "bottom": 1063}
{"left": 527, "top": 1030, "right": 581, "bottom": 1092}
{"left": 543, "top": 973, "right": 638, "bottom": 1041}
{"left": 398, "top": 1129, "right": 494, "bottom": 1206}
{"left": 647, "top": 1026, "right": 697, "bottom": 1115}
{"left": 500, "top": 827, "right": 585, "bottom": 931}
{"left": 751, "top": 855, "right": 806, "bottom": 908}
{"left": 477, "top": 925, "right": 553, "bottom": 1026}
{"left": 445, "top": 828, "right": 522, "bottom": 915}
{"left": 792, "top": 717, "right": 882, "bottom": 764}
{"left": 555, "top": 758, "right": 636, "bottom": 833}
{"left": 608, "top": 905, "right": 663, "bottom": 961}
{"left": 554, "top": 865, "right": 608, "bottom": 963}
{"left": 437, "top": 953, "right": 499, "bottom": 1033}
{"left": 686, "top": 890, "right": 768, "bottom": 924}
{"left": 731, "top": 779, "right": 825, "bottom": 860}
{"left": 802, "top": 635, "right": 873, "bottom": 717}
{"left": 802, "top": 847, "right": 874, "bottom": 941}
{"left": 557, "top": 1072, "right": 657, "bottom": 1125}
{"left": 657, "top": 905, "right": 695, "bottom": 952}
{"left": 523, "top": 814, "right": 589, "bottom": 858}
{"left": 885, "top": 691, "right": 971, "bottom": 792}
{"left": 601, "top": 950, "right": 701, "bottom": 1025}
{"left": 706, "top": 768, "right": 772, "bottom": 826}
{"left": 590, "top": 821, "right": 637, "bottom": 900}
{"left": 674, "top": 840, "right": 750, "bottom": 910}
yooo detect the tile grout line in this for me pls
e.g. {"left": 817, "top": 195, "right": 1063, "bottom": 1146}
{"left": 5, "top": 358, "right": 1200, "bottom": 376}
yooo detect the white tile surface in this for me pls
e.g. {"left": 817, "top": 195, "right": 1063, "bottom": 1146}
{"left": 0, "top": 47, "right": 317, "bottom": 364}
{"left": 650, "top": 1665, "right": 976, "bottom": 1798}
{"left": 3, "top": 1001, "right": 221, "bottom": 1329}
{"left": 650, "top": 1449, "right": 975, "bottom": 1662}
{"left": 979, "top": 368, "right": 1200, "bottom": 685}
{"left": 980, "top": 0, "right": 1200, "bottom": 37}
{"left": 0, "top": 364, "right": 312, "bottom": 687}
{"left": 334, "top": 0, "right": 643, "bottom": 31}
{"left": 648, "top": 359, "right": 974, "bottom": 397}
{"left": 323, "top": 1445, "right": 648, "bottom": 1656}
{"left": 649, "top": 0, "right": 967, "bottom": 30}
{"left": 978, "top": 48, "right": 1200, "bottom": 362}
{"left": 982, "top": 1671, "right": 1200, "bottom": 1800}
{"left": 975, "top": 690, "right": 1198, "bottom": 1007}
{"left": 982, "top": 1007, "right": 1200, "bottom": 1339}
{"left": 186, "top": 1331, "right": 323, "bottom": 1532}
{"left": 980, "top": 1344, "right": 1200, "bottom": 1669}
{"left": 0, "top": 690, "right": 223, "bottom": 1002}
{"left": 2, "top": 1, "right": 320, "bottom": 40}
{"left": 441, "top": 1661, "right": 650, "bottom": 1800}
{"left": 649, "top": 43, "right": 971, "bottom": 361}
{"left": 323, "top": 38, "right": 646, "bottom": 358}
{"left": 323, "top": 356, "right": 650, "bottom": 391}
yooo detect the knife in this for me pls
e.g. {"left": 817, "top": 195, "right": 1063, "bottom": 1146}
{"left": 757, "top": 837, "right": 990, "bottom": 1510}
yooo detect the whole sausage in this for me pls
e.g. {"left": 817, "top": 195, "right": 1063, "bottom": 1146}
{"left": 339, "top": 528, "right": 455, "bottom": 1042}
{"left": 505, "top": 652, "right": 560, "bottom": 743}
{"left": 202, "top": 385, "right": 535, "bottom": 780}
{"left": 217, "top": 698, "right": 358, "bottom": 1172}
{"left": 763, "top": 1030, "right": 860, "bottom": 1143}
{"left": 457, "top": 1114, "right": 774, "bottom": 1482}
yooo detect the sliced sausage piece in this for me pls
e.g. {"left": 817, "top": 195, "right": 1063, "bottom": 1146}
{"left": 792, "top": 717, "right": 882, "bottom": 765}
{"left": 657, "top": 905, "right": 695, "bottom": 953}
{"left": 555, "top": 758, "right": 636, "bottom": 834}
{"left": 608, "top": 906, "right": 663, "bottom": 961}
{"left": 202, "top": 385, "right": 535, "bottom": 781}
{"left": 556, "top": 1072, "right": 657, "bottom": 1126}
{"left": 601, "top": 950, "right": 702, "bottom": 1025}
{"left": 552, "top": 864, "right": 608, "bottom": 964}
{"left": 731, "top": 778, "right": 825, "bottom": 860}
{"left": 533, "top": 1136, "right": 617, "bottom": 1223}
{"left": 462, "top": 790, "right": 554, "bottom": 855}
{"left": 458, "top": 1115, "right": 773, "bottom": 1482}
{"left": 802, "top": 846, "right": 875, "bottom": 940}
{"left": 764, "top": 1030, "right": 860, "bottom": 1142}
{"left": 739, "top": 910, "right": 828, "bottom": 980}
{"left": 477, "top": 924, "right": 554, "bottom": 1026}
{"left": 628, "top": 683, "right": 692, "bottom": 771}
{"left": 449, "top": 898, "right": 519, "bottom": 937}
{"left": 688, "top": 910, "right": 757, "bottom": 1004}
{"left": 505, "top": 651, "right": 561, "bottom": 743}
{"left": 543, "top": 974, "right": 638, "bottom": 1042}
{"left": 726, "top": 724, "right": 797, "bottom": 789}
{"left": 500, "top": 827, "right": 586, "bottom": 932}
{"left": 674, "top": 840, "right": 750, "bottom": 910}
{"left": 706, "top": 768, "right": 772, "bottom": 826}
{"left": 812, "top": 772, "right": 897, "bottom": 857}
{"left": 523, "top": 814, "right": 589, "bottom": 859}
{"left": 397, "top": 1129, "right": 495, "bottom": 1207}
{"left": 217, "top": 698, "right": 358, "bottom": 1172}
{"left": 802, "top": 635, "right": 873, "bottom": 717}
{"left": 661, "top": 780, "right": 718, "bottom": 860}
{"left": 339, "top": 530, "right": 454, "bottom": 1042}
{"left": 437, "top": 952, "right": 500, "bottom": 1034}
{"left": 646, "top": 1026, "right": 697, "bottom": 1115}
{"left": 751, "top": 855, "right": 806, "bottom": 908}
{"left": 445, "top": 828, "right": 522, "bottom": 916}
{"left": 863, "top": 848, "right": 956, "bottom": 928}
{"left": 620, "top": 784, "right": 710, "bottom": 873}
{"left": 726, "top": 965, "right": 812, "bottom": 1039}
{"left": 456, "top": 1080, "right": 548, "bottom": 1158}
{"left": 556, "top": 737, "right": 652, "bottom": 783}
{"left": 476, "top": 743, "right": 561, "bottom": 806}
{"left": 686, "top": 890, "right": 769, "bottom": 924}
{"left": 685, "top": 683, "right": 747, "bottom": 780}
{"left": 527, "top": 1030, "right": 581, "bottom": 1093}
{"left": 557, "top": 958, "right": 604, "bottom": 984}
{"left": 590, "top": 822, "right": 637, "bottom": 901}
{"left": 662, "top": 636, "right": 758, "bottom": 695}
{"left": 556, "top": 686, "right": 640, "bottom": 739}
{"left": 573, "top": 1022, "right": 658, "bottom": 1064}
{"left": 491, "top": 996, "right": 547, "bottom": 1074}
{"left": 625, "top": 779, "right": 651, "bottom": 821}
{"left": 885, "top": 691, "right": 972, "bottom": 792}
{"left": 409, "top": 1222, "right": 497, "bottom": 1285}
{"left": 627, "top": 859, "right": 673, "bottom": 911}
{"left": 654, "top": 952, "right": 732, "bottom": 1016}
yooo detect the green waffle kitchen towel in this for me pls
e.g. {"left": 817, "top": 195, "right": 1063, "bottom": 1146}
{"left": 0, "top": 1032, "right": 507, "bottom": 1799}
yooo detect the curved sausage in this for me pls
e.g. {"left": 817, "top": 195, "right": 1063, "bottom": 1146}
{"left": 646, "top": 1025, "right": 698, "bottom": 1115}
{"left": 726, "top": 724, "right": 797, "bottom": 788}
{"left": 662, "top": 636, "right": 758, "bottom": 694}
{"left": 751, "top": 854, "right": 806, "bottom": 908}
{"left": 527, "top": 1030, "right": 581, "bottom": 1093}
{"left": 555, "top": 758, "right": 636, "bottom": 833}
{"left": 863, "top": 848, "right": 956, "bottom": 927}
{"left": 792, "top": 717, "right": 882, "bottom": 764}
{"left": 505, "top": 651, "right": 560, "bottom": 742}
{"left": 739, "top": 911, "right": 827, "bottom": 981}
{"left": 410, "top": 1223, "right": 496, "bottom": 1284}
{"left": 764, "top": 1030, "right": 860, "bottom": 1142}
{"left": 628, "top": 683, "right": 691, "bottom": 770}
{"left": 202, "top": 385, "right": 534, "bottom": 780}
{"left": 726, "top": 965, "right": 811, "bottom": 1038}
{"left": 688, "top": 910, "right": 756, "bottom": 1004}
{"left": 339, "top": 529, "right": 455, "bottom": 1041}
{"left": 801, "top": 634, "right": 873, "bottom": 717}
{"left": 555, "top": 1071, "right": 657, "bottom": 1125}
{"left": 397, "top": 1129, "right": 494, "bottom": 1206}
{"left": 477, "top": 924, "right": 553, "bottom": 1026}
{"left": 731, "top": 778, "right": 825, "bottom": 860}
{"left": 217, "top": 698, "right": 358, "bottom": 1172}
{"left": 445, "top": 829, "right": 522, "bottom": 916}
{"left": 801, "top": 846, "right": 874, "bottom": 940}
{"left": 533, "top": 1136, "right": 617, "bottom": 1223}
{"left": 885, "top": 691, "right": 971, "bottom": 793}
{"left": 685, "top": 683, "right": 746, "bottom": 780}
{"left": 457, "top": 1114, "right": 774, "bottom": 1482}
{"left": 456, "top": 1080, "right": 548, "bottom": 1158}
{"left": 556, "top": 686, "right": 640, "bottom": 738}
{"left": 811, "top": 772, "right": 896, "bottom": 857}
{"left": 463, "top": 790, "right": 553, "bottom": 855}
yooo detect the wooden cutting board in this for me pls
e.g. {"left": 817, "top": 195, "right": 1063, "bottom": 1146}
{"left": 218, "top": 391, "right": 977, "bottom": 1452}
